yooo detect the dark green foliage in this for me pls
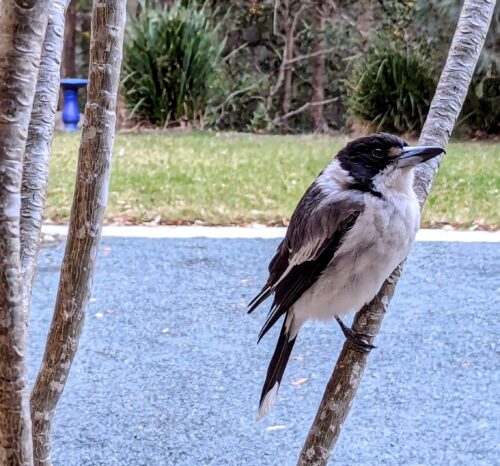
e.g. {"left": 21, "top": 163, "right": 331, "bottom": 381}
{"left": 476, "top": 73, "right": 500, "bottom": 134}
{"left": 208, "top": 1, "right": 360, "bottom": 133}
{"left": 122, "top": 1, "right": 225, "bottom": 125}
{"left": 347, "top": 43, "right": 436, "bottom": 134}
{"left": 463, "top": 66, "right": 500, "bottom": 134}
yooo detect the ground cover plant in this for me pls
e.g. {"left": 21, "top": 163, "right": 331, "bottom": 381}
{"left": 47, "top": 132, "right": 499, "bottom": 229}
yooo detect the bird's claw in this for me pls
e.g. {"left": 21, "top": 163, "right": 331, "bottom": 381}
{"left": 342, "top": 327, "right": 376, "bottom": 352}
{"left": 335, "top": 316, "right": 376, "bottom": 352}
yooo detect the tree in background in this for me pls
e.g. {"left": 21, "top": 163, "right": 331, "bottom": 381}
{"left": 56, "top": 0, "right": 499, "bottom": 134}
{"left": 62, "top": 0, "right": 77, "bottom": 77}
{"left": 310, "top": 0, "right": 329, "bottom": 133}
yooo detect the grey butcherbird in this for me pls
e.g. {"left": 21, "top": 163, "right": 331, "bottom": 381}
{"left": 248, "top": 133, "right": 444, "bottom": 420}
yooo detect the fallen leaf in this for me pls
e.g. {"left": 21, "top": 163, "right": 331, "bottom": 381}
{"left": 103, "top": 247, "right": 112, "bottom": 256}
{"left": 290, "top": 355, "right": 303, "bottom": 361}
{"left": 266, "top": 425, "right": 286, "bottom": 432}
{"left": 291, "top": 377, "right": 309, "bottom": 386}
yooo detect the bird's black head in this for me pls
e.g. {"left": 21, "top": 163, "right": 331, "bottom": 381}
{"left": 337, "top": 133, "right": 444, "bottom": 192}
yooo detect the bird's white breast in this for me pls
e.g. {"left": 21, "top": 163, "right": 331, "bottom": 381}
{"left": 292, "top": 168, "right": 420, "bottom": 329}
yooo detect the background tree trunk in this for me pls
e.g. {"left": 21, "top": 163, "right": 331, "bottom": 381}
{"left": 62, "top": 0, "right": 77, "bottom": 78}
{"left": 310, "top": 0, "right": 328, "bottom": 133}
{"left": 282, "top": 0, "right": 293, "bottom": 117}
{"left": 29, "top": 0, "right": 126, "bottom": 464}
{"left": 296, "top": 1, "right": 496, "bottom": 465}
{"left": 0, "top": 0, "right": 50, "bottom": 464}
{"left": 21, "top": 0, "right": 71, "bottom": 320}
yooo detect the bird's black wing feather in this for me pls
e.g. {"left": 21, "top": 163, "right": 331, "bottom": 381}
{"left": 248, "top": 179, "right": 364, "bottom": 340}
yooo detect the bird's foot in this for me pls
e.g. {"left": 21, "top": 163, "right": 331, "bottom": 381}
{"left": 335, "top": 317, "right": 376, "bottom": 352}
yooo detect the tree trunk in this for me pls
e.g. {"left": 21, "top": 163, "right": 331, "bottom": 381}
{"left": 0, "top": 0, "right": 50, "bottom": 464}
{"left": 21, "top": 0, "right": 71, "bottom": 320}
{"left": 310, "top": 0, "right": 328, "bottom": 133}
{"left": 62, "top": 0, "right": 77, "bottom": 77}
{"left": 297, "top": 1, "right": 496, "bottom": 465}
{"left": 282, "top": 0, "right": 293, "bottom": 116}
{"left": 29, "top": 0, "right": 126, "bottom": 464}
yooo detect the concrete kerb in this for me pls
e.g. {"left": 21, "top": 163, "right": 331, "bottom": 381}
{"left": 41, "top": 224, "right": 500, "bottom": 242}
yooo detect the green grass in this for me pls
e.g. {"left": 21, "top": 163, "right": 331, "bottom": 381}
{"left": 47, "top": 131, "right": 500, "bottom": 228}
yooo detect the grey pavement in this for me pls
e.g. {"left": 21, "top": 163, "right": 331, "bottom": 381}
{"left": 28, "top": 237, "right": 499, "bottom": 466}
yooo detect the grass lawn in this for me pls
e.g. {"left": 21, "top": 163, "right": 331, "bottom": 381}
{"left": 47, "top": 131, "right": 500, "bottom": 229}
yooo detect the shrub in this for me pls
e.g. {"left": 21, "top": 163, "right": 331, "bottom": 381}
{"left": 346, "top": 43, "right": 436, "bottom": 134}
{"left": 464, "top": 65, "right": 500, "bottom": 134}
{"left": 122, "top": 1, "right": 225, "bottom": 125}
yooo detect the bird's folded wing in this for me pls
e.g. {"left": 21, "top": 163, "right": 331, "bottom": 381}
{"left": 248, "top": 181, "right": 364, "bottom": 340}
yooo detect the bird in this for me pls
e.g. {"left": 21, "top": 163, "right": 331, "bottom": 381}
{"left": 248, "top": 133, "right": 444, "bottom": 420}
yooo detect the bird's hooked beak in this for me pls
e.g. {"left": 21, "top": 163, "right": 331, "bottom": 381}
{"left": 397, "top": 145, "right": 445, "bottom": 168}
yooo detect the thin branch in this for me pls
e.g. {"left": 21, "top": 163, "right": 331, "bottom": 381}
{"left": 212, "top": 82, "right": 262, "bottom": 125}
{"left": 273, "top": 0, "right": 280, "bottom": 35}
{"left": 267, "top": 2, "right": 309, "bottom": 109}
{"left": 21, "top": 0, "right": 70, "bottom": 321}
{"left": 297, "top": 1, "right": 496, "bottom": 465}
{"left": 213, "top": 83, "right": 261, "bottom": 114}
{"left": 29, "top": 0, "right": 127, "bottom": 464}
{"left": 273, "top": 97, "right": 338, "bottom": 123}
{"left": 290, "top": 3, "right": 309, "bottom": 38}
{"left": 284, "top": 47, "right": 336, "bottom": 66}
{"left": 221, "top": 42, "right": 248, "bottom": 64}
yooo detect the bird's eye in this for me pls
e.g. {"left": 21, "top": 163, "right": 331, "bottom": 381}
{"left": 372, "top": 148, "right": 384, "bottom": 158}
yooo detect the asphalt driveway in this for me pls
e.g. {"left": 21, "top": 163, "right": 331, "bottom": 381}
{"left": 28, "top": 236, "right": 499, "bottom": 466}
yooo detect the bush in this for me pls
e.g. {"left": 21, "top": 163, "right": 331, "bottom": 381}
{"left": 122, "top": 1, "right": 225, "bottom": 125}
{"left": 463, "top": 66, "right": 500, "bottom": 135}
{"left": 346, "top": 43, "right": 436, "bottom": 134}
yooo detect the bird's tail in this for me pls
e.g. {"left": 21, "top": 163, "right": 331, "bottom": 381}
{"left": 257, "top": 315, "right": 297, "bottom": 420}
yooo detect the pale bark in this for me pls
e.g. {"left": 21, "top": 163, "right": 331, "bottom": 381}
{"left": 29, "top": 0, "right": 126, "bottom": 464}
{"left": 0, "top": 0, "right": 50, "bottom": 464}
{"left": 21, "top": 0, "right": 71, "bottom": 320}
{"left": 297, "top": 1, "right": 496, "bottom": 465}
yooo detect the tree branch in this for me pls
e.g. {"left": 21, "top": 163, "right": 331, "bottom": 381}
{"left": 0, "top": 0, "right": 50, "bottom": 464}
{"left": 29, "top": 0, "right": 127, "bottom": 464}
{"left": 212, "top": 82, "right": 262, "bottom": 126}
{"left": 21, "top": 0, "right": 71, "bottom": 321}
{"left": 285, "top": 47, "right": 336, "bottom": 66}
{"left": 267, "top": 1, "right": 309, "bottom": 110}
{"left": 273, "top": 97, "right": 338, "bottom": 124}
{"left": 221, "top": 42, "right": 248, "bottom": 64}
{"left": 296, "top": 1, "right": 497, "bottom": 465}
